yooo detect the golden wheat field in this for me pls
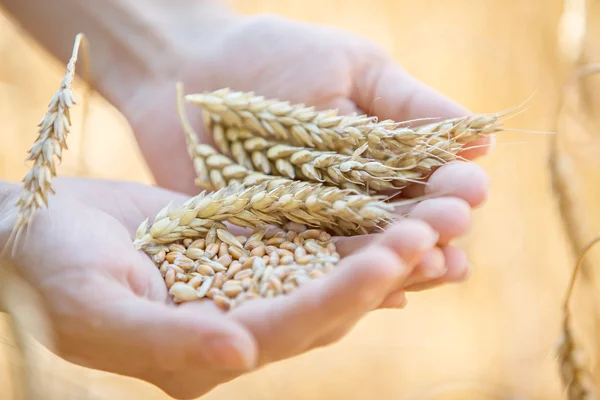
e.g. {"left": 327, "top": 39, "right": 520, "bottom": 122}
{"left": 2, "top": 0, "right": 600, "bottom": 399}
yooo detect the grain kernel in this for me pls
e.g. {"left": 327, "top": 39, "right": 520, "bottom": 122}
{"left": 269, "top": 252, "right": 280, "bottom": 266}
{"left": 250, "top": 246, "right": 266, "bottom": 257}
{"left": 277, "top": 249, "right": 294, "bottom": 258}
{"left": 217, "top": 254, "right": 233, "bottom": 267}
{"left": 213, "top": 295, "right": 232, "bottom": 311}
{"left": 185, "top": 247, "right": 204, "bottom": 260}
{"left": 267, "top": 237, "right": 286, "bottom": 246}
{"left": 188, "top": 275, "right": 204, "bottom": 288}
{"left": 165, "top": 269, "right": 175, "bottom": 289}
{"left": 226, "top": 261, "right": 243, "bottom": 279}
{"left": 174, "top": 255, "right": 194, "bottom": 271}
{"left": 222, "top": 281, "right": 243, "bottom": 298}
{"left": 229, "top": 245, "right": 245, "bottom": 260}
{"left": 211, "top": 272, "right": 225, "bottom": 290}
{"left": 169, "top": 244, "right": 186, "bottom": 253}
{"left": 165, "top": 252, "right": 181, "bottom": 263}
{"left": 245, "top": 240, "right": 263, "bottom": 251}
{"left": 205, "top": 243, "right": 219, "bottom": 258}
{"left": 197, "top": 264, "right": 215, "bottom": 276}
{"left": 285, "top": 231, "right": 297, "bottom": 242}
{"left": 176, "top": 273, "right": 188, "bottom": 282}
{"left": 170, "top": 282, "right": 199, "bottom": 302}
{"left": 219, "top": 243, "right": 229, "bottom": 258}
{"left": 189, "top": 239, "right": 206, "bottom": 249}
{"left": 301, "top": 229, "right": 321, "bottom": 239}
{"left": 159, "top": 261, "right": 169, "bottom": 276}
{"left": 280, "top": 241, "right": 297, "bottom": 251}
{"left": 183, "top": 238, "right": 193, "bottom": 247}
{"left": 196, "top": 276, "right": 213, "bottom": 298}
{"left": 206, "top": 287, "right": 221, "bottom": 299}
{"left": 153, "top": 250, "right": 166, "bottom": 264}
{"left": 243, "top": 256, "right": 256, "bottom": 269}
{"left": 280, "top": 255, "right": 294, "bottom": 265}
{"left": 234, "top": 269, "right": 253, "bottom": 280}
{"left": 319, "top": 232, "right": 332, "bottom": 242}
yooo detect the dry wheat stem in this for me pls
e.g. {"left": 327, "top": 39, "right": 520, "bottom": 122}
{"left": 133, "top": 179, "right": 396, "bottom": 249}
{"left": 558, "top": 236, "right": 600, "bottom": 399}
{"left": 186, "top": 88, "right": 503, "bottom": 157}
{"left": 144, "top": 223, "right": 339, "bottom": 310}
{"left": 7, "top": 33, "right": 89, "bottom": 250}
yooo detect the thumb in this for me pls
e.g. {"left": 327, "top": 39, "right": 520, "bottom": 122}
{"left": 353, "top": 61, "right": 470, "bottom": 122}
{"left": 352, "top": 61, "right": 493, "bottom": 159}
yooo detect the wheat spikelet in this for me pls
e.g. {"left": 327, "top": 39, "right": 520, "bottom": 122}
{"left": 7, "top": 33, "right": 89, "bottom": 247}
{"left": 558, "top": 237, "right": 600, "bottom": 399}
{"left": 186, "top": 88, "right": 502, "bottom": 158}
{"left": 176, "top": 82, "right": 291, "bottom": 191}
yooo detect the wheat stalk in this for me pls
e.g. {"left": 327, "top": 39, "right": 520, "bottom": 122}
{"left": 558, "top": 236, "right": 600, "bottom": 399}
{"left": 185, "top": 88, "right": 502, "bottom": 158}
{"left": 6, "top": 33, "right": 89, "bottom": 248}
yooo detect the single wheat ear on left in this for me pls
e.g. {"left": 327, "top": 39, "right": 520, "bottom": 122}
{"left": 4, "top": 33, "right": 90, "bottom": 251}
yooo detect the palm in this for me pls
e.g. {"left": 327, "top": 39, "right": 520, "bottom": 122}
{"left": 0, "top": 177, "right": 452, "bottom": 399}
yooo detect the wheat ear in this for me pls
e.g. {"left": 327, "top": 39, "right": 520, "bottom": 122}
{"left": 186, "top": 88, "right": 502, "bottom": 157}
{"left": 133, "top": 180, "right": 396, "bottom": 249}
{"left": 558, "top": 236, "right": 600, "bottom": 399}
{"left": 7, "top": 33, "right": 89, "bottom": 249}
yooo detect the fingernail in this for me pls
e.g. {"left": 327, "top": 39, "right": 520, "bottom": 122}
{"left": 206, "top": 338, "right": 256, "bottom": 370}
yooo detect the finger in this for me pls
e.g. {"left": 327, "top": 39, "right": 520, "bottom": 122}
{"left": 229, "top": 219, "right": 431, "bottom": 364}
{"left": 378, "top": 290, "right": 408, "bottom": 309}
{"left": 335, "top": 218, "right": 438, "bottom": 258}
{"left": 457, "top": 135, "right": 495, "bottom": 160}
{"left": 401, "top": 161, "right": 491, "bottom": 208}
{"left": 402, "top": 247, "right": 446, "bottom": 287}
{"left": 353, "top": 62, "right": 469, "bottom": 123}
{"left": 326, "top": 97, "right": 363, "bottom": 115}
{"left": 376, "top": 247, "right": 446, "bottom": 307}
{"left": 57, "top": 282, "right": 258, "bottom": 375}
{"left": 404, "top": 245, "right": 471, "bottom": 291}
{"left": 337, "top": 196, "right": 472, "bottom": 254}
{"left": 408, "top": 197, "right": 472, "bottom": 245}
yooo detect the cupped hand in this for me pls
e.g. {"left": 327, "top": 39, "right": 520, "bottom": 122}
{"left": 0, "top": 159, "right": 486, "bottom": 399}
{"left": 118, "top": 13, "right": 491, "bottom": 195}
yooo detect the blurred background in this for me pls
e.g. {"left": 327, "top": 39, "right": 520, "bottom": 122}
{"left": 1, "top": 0, "right": 600, "bottom": 399}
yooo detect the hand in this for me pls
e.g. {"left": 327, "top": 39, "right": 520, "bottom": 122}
{"left": 0, "top": 163, "right": 486, "bottom": 399}
{"left": 113, "top": 12, "right": 492, "bottom": 196}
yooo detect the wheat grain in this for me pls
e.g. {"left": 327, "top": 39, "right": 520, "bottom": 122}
{"left": 146, "top": 223, "right": 339, "bottom": 310}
